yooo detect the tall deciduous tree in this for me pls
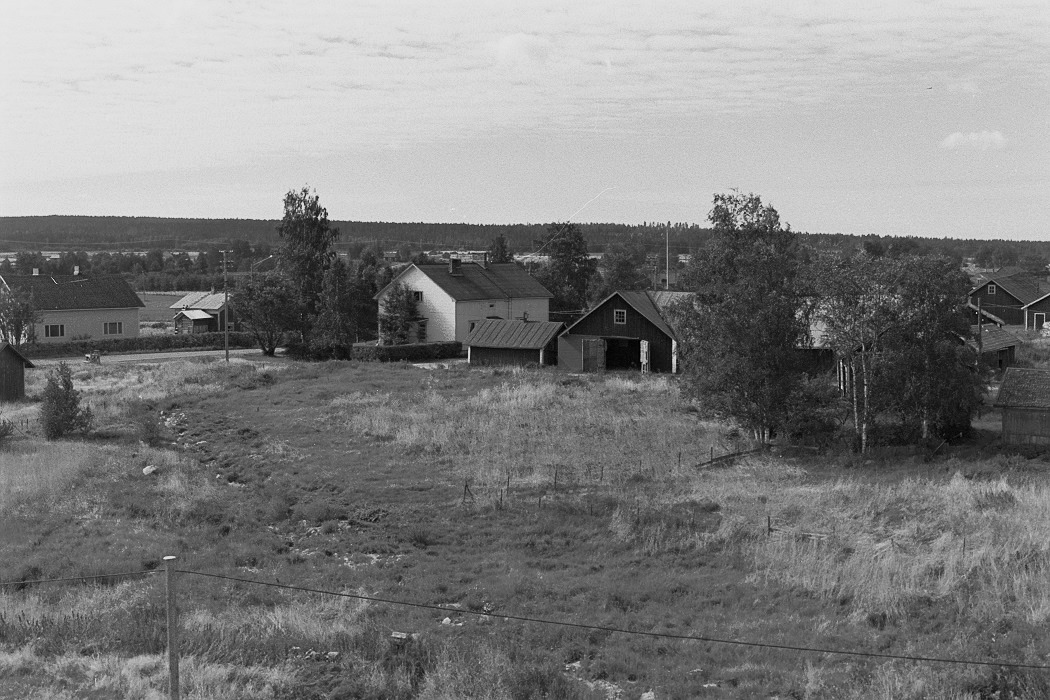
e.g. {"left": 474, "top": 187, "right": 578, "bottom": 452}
{"left": 488, "top": 235, "right": 513, "bottom": 264}
{"left": 378, "top": 282, "right": 419, "bottom": 345}
{"left": 230, "top": 274, "right": 299, "bottom": 356}
{"left": 593, "top": 241, "right": 649, "bottom": 300}
{"left": 672, "top": 192, "right": 809, "bottom": 442}
{"left": 534, "top": 222, "right": 597, "bottom": 312}
{"left": 311, "top": 257, "right": 376, "bottom": 356}
{"left": 0, "top": 287, "right": 40, "bottom": 346}
{"left": 276, "top": 187, "right": 339, "bottom": 343}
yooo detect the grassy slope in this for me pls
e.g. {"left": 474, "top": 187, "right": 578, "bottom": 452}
{"left": 1, "top": 361, "right": 1050, "bottom": 699}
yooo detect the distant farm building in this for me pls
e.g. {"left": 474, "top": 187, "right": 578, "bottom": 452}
{"left": 170, "top": 292, "right": 235, "bottom": 333}
{"left": 995, "top": 368, "right": 1050, "bottom": 446}
{"left": 968, "top": 267, "right": 1049, "bottom": 327}
{"left": 558, "top": 291, "right": 692, "bottom": 373}
{"left": 0, "top": 343, "right": 33, "bottom": 401}
{"left": 969, "top": 325, "right": 1018, "bottom": 371}
{"left": 374, "top": 258, "right": 553, "bottom": 344}
{"left": 465, "top": 319, "right": 563, "bottom": 366}
{"left": 1, "top": 274, "right": 143, "bottom": 343}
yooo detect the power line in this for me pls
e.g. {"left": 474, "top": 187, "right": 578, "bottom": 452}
{"left": 177, "top": 569, "right": 1050, "bottom": 671}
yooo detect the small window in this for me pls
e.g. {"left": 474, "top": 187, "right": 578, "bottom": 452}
{"left": 987, "top": 284, "right": 996, "bottom": 295}
{"left": 614, "top": 309, "right": 627, "bottom": 325}
{"left": 412, "top": 291, "right": 423, "bottom": 302}
{"left": 104, "top": 322, "right": 123, "bottom": 335}
{"left": 469, "top": 321, "right": 477, "bottom": 332}
{"left": 45, "top": 324, "right": 65, "bottom": 338}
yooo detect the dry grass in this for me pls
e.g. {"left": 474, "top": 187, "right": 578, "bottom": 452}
{"left": 0, "top": 441, "right": 97, "bottom": 511}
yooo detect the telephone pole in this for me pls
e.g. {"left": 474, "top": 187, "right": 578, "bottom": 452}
{"left": 220, "top": 250, "right": 231, "bottom": 363}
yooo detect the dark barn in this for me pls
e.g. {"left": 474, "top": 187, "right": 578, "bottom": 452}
{"left": 995, "top": 368, "right": 1050, "bottom": 446}
{"left": 0, "top": 343, "right": 34, "bottom": 401}
{"left": 558, "top": 291, "right": 689, "bottom": 373}
{"left": 970, "top": 325, "right": 1017, "bottom": 371}
{"left": 466, "top": 320, "right": 563, "bottom": 366}
{"left": 968, "top": 269, "right": 1044, "bottom": 326}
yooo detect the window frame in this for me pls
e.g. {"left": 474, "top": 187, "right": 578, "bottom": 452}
{"left": 412, "top": 290, "right": 423, "bottom": 302}
{"left": 988, "top": 284, "right": 997, "bottom": 295}
{"left": 103, "top": 321, "right": 123, "bottom": 335}
{"left": 44, "top": 324, "right": 65, "bottom": 338}
{"left": 613, "top": 309, "right": 627, "bottom": 325}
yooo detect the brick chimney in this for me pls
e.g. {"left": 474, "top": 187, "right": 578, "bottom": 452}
{"left": 449, "top": 258, "right": 462, "bottom": 276}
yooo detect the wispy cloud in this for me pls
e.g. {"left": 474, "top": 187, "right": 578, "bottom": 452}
{"left": 940, "top": 131, "right": 1007, "bottom": 150}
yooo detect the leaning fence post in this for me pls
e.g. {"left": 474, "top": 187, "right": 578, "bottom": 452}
{"left": 164, "top": 555, "right": 180, "bottom": 700}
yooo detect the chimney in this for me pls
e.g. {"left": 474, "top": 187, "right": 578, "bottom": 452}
{"left": 73, "top": 265, "right": 80, "bottom": 276}
{"left": 32, "top": 268, "right": 39, "bottom": 276}
{"left": 449, "top": 258, "right": 462, "bottom": 276}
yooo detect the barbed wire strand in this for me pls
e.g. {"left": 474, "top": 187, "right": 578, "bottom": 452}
{"left": 177, "top": 568, "right": 1050, "bottom": 671}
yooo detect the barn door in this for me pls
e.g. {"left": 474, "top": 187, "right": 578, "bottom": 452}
{"left": 640, "top": 340, "right": 650, "bottom": 373}
{"left": 582, "top": 338, "right": 606, "bottom": 372}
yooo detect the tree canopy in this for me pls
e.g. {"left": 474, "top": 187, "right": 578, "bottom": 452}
{"left": 533, "top": 222, "right": 598, "bottom": 312}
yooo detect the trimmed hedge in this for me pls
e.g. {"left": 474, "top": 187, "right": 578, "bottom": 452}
{"left": 23, "top": 332, "right": 258, "bottom": 359}
{"left": 350, "top": 341, "right": 463, "bottom": 362}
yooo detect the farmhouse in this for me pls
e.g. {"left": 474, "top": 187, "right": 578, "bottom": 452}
{"left": 558, "top": 290, "right": 692, "bottom": 373}
{"left": 373, "top": 259, "right": 553, "bottom": 343}
{"left": 0, "top": 274, "right": 143, "bottom": 344}
{"left": 465, "top": 319, "right": 563, "bottom": 366}
{"left": 968, "top": 268, "right": 1047, "bottom": 326}
{"left": 994, "top": 368, "right": 1050, "bottom": 446}
{"left": 170, "top": 291, "right": 235, "bottom": 333}
{"left": 0, "top": 343, "right": 33, "bottom": 401}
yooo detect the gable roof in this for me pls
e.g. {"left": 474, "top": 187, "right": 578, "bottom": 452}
{"left": 968, "top": 325, "right": 1018, "bottom": 354}
{"left": 1, "top": 275, "right": 144, "bottom": 311}
{"left": 562, "top": 290, "right": 690, "bottom": 340}
{"left": 0, "top": 342, "right": 34, "bottom": 368}
{"left": 971, "top": 270, "right": 1045, "bottom": 305}
{"left": 994, "top": 368, "right": 1050, "bottom": 409}
{"left": 174, "top": 309, "right": 214, "bottom": 321}
{"left": 375, "top": 263, "right": 553, "bottom": 302}
{"left": 465, "top": 320, "right": 564, "bottom": 350}
{"left": 170, "top": 291, "right": 227, "bottom": 310}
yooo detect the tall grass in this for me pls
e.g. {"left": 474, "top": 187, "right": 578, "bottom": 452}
{"left": 0, "top": 442, "right": 96, "bottom": 510}
{"left": 328, "top": 373, "right": 728, "bottom": 489}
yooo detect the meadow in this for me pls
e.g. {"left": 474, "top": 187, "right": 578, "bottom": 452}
{"left": 0, "top": 359, "right": 1048, "bottom": 698}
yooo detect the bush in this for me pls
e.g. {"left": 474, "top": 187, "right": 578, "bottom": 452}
{"left": 40, "top": 362, "right": 92, "bottom": 440}
{"left": 350, "top": 341, "right": 462, "bottom": 363}
{"left": 24, "top": 332, "right": 256, "bottom": 359}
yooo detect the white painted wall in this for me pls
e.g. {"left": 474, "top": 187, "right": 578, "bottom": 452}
{"left": 34, "top": 308, "right": 141, "bottom": 344}
{"left": 455, "top": 297, "right": 549, "bottom": 341}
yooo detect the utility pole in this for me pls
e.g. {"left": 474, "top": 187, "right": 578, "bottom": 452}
{"left": 221, "top": 250, "right": 231, "bottom": 363}
{"left": 665, "top": 226, "right": 669, "bottom": 290}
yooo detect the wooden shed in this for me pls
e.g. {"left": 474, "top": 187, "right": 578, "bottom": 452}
{"left": 969, "top": 325, "right": 1017, "bottom": 371}
{"left": 465, "top": 320, "right": 563, "bottom": 366}
{"left": 0, "top": 343, "right": 34, "bottom": 401}
{"left": 558, "top": 291, "right": 691, "bottom": 373}
{"left": 994, "top": 368, "right": 1050, "bottom": 446}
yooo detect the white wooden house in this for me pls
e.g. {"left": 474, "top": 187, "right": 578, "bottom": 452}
{"left": 373, "top": 258, "right": 553, "bottom": 343}
{"left": 0, "top": 274, "right": 143, "bottom": 344}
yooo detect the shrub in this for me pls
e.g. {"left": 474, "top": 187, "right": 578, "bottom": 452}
{"left": 24, "top": 332, "right": 257, "bottom": 359}
{"left": 39, "top": 362, "right": 92, "bottom": 439}
{"left": 350, "top": 341, "right": 462, "bottom": 363}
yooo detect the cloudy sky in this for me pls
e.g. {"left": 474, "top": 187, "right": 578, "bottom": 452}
{"left": 2, "top": 1, "right": 1048, "bottom": 239}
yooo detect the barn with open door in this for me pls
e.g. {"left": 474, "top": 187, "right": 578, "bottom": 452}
{"left": 557, "top": 291, "right": 690, "bottom": 373}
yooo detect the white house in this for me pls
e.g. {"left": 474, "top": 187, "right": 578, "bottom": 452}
{"left": 373, "top": 258, "right": 553, "bottom": 343}
{"left": 0, "top": 274, "right": 144, "bottom": 344}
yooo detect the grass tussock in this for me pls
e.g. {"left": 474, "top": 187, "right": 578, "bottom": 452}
{"left": 328, "top": 373, "right": 726, "bottom": 488}
{"left": 0, "top": 441, "right": 97, "bottom": 510}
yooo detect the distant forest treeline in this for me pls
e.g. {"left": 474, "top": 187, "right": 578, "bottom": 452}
{"left": 2, "top": 215, "right": 1050, "bottom": 274}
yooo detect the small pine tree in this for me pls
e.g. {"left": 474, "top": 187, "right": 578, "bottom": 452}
{"left": 40, "top": 362, "right": 91, "bottom": 440}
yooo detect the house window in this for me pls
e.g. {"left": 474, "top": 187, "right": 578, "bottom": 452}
{"left": 614, "top": 309, "right": 627, "bottom": 325}
{"left": 988, "top": 284, "right": 997, "bottom": 295}
{"left": 104, "top": 322, "right": 123, "bottom": 335}
{"left": 412, "top": 291, "right": 423, "bottom": 302}
{"left": 45, "top": 324, "right": 65, "bottom": 338}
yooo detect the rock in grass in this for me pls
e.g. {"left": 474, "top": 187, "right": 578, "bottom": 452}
{"left": 142, "top": 465, "right": 159, "bottom": 476}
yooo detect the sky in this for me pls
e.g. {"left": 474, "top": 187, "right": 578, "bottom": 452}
{"left": 1, "top": 0, "right": 1048, "bottom": 239}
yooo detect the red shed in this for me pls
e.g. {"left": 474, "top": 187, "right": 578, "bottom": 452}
{"left": 0, "top": 343, "right": 34, "bottom": 401}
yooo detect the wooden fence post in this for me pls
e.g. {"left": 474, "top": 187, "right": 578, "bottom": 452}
{"left": 164, "top": 555, "right": 180, "bottom": 700}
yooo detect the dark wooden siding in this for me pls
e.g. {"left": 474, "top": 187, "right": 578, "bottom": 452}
{"left": 1025, "top": 296, "right": 1050, "bottom": 329}
{"left": 0, "top": 348, "right": 26, "bottom": 401}
{"left": 970, "top": 284, "right": 1024, "bottom": 325}
{"left": 560, "top": 296, "right": 674, "bottom": 373}
{"left": 1002, "top": 407, "right": 1050, "bottom": 445}
{"left": 470, "top": 347, "right": 539, "bottom": 366}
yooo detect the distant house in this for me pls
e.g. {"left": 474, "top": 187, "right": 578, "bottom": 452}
{"left": 0, "top": 343, "right": 33, "bottom": 401}
{"left": 994, "top": 368, "right": 1050, "bottom": 446}
{"left": 0, "top": 274, "right": 143, "bottom": 344}
{"left": 373, "top": 258, "right": 553, "bottom": 344}
{"left": 170, "top": 291, "right": 235, "bottom": 334}
{"left": 969, "top": 325, "right": 1018, "bottom": 371}
{"left": 558, "top": 290, "right": 692, "bottom": 373}
{"left": 465, "top": 319, "right": 563, "bottom": 366}
{"left": 968, "top": 268, "right": 1048, "bottom": 326}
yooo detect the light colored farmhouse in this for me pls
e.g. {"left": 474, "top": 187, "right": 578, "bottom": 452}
{"left": 0, "top": 274, "right": 143, "bottom": 344}
{"left": 373, "top": 259, "right": 553, "bottom": 343}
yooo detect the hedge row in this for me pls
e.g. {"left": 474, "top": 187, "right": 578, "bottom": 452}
{"left": 22, "top": 332, "right": 258, "bottom": 359}
{"left": 349, "top": 341, "right": 463, "bottom": 362}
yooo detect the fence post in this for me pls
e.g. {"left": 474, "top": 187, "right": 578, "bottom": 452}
{"left": 164, "top": 555, "right": 180, "bottom": 700}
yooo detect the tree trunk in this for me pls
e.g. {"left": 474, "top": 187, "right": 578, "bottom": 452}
{"left": 859, "top": 350, "right": 870, "bottom": 454}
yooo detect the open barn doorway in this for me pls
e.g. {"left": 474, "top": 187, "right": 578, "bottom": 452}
{"left": 605, "top": 337, "right": 641, "bottom": 370}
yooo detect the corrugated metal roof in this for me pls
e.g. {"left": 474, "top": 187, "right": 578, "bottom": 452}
{"left": 968, "top": 325, "right": 1019, "bottom": 354}
{"left": 376, "top": 263, "right": 553, "bottom": 302}
{"left": 175, "top": 309, "right": 214, "bottom": 321}
{"left": 171, "top": 292, "right": 226, "bottom": 310}
{"left": 1, "top": 275, "right": 144, "bottom": 311}
{"left": 995, "top": 368, "right": 1050, "bottom": 409}
{"left": 466, "top": 320, "right": 564, "bottom": 349}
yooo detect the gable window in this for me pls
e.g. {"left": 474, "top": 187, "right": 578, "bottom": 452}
{"left": 412, "top": 291, "right": 423, "bottom": 302}
{"left": 613, "top": 309, "right": 627, "bottom": 325}
{"left": 45, "top": 324, "right": 65, "bottom": 338}
{"left": 104, "top": 322, "right": 123, "bottom": 335}
{"left": 988, "top": 284, "right": 997, "bottom": 295}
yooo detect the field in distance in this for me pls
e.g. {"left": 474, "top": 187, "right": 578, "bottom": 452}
{"left": 0, "top": 360, "right": 1049, "bottom": 699}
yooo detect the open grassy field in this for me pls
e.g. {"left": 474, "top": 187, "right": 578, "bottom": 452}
{"left": 1, "top": 360, "right": 1049, "bottom": 698}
